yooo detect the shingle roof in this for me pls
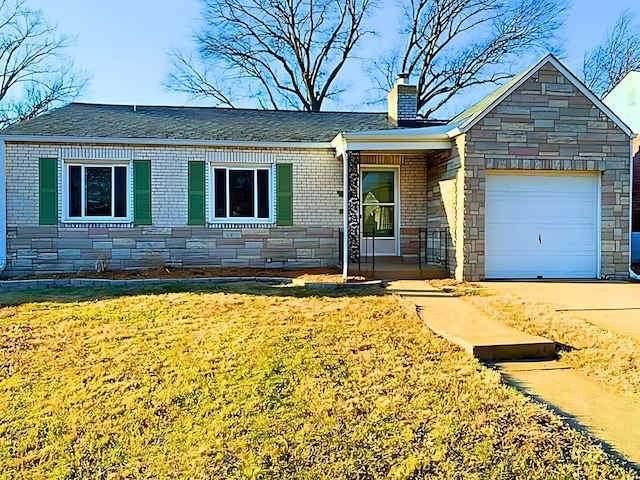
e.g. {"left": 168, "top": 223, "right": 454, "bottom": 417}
{"left": 0, "top": 103, "right": 418, "bottom": 143}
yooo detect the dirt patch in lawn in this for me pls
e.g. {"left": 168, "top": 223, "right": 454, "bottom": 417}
{"left": 429, "top": 279, "right": 492, "bottom": 296}
{"left": 10, "top": 266, "right": 365, "bottom": 284}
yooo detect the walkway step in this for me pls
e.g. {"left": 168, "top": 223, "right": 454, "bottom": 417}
{"left": 388, "top": 280, "right": 556, "bottom": 361}
{"left": 493, "top": 361, "right": 640, "bottom": 470}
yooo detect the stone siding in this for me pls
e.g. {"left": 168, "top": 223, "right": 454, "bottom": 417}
{"left": 5, "top": 225, "right": 338, "bottom": 275}
{"left": 3, "top": 144, "right": 431, "bottom": 274}
{"left": 426, "top": 143, "right": 461, "bottom": 276}
{"left": 462, "top": 64, "right": 631, "bottom": 280}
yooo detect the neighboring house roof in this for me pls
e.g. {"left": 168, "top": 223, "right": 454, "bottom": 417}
{"left": 0, "top": 103, "right": 427, "bottom": 144}
{"left": 448, "top": 54, "right": 635, "bottom": 138}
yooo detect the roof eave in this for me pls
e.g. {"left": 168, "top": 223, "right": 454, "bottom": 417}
{"left": 331, "top": 130, "right": 452, "bottom": 157}
{"left": 0, "top": 134, "right": 333, "bottom": 149}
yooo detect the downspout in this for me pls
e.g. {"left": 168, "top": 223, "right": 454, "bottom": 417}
{"left": 630, "top": 137, "right": 639, "bottom": 281}
{"left": 342, "top": 151, "right": 349, "bottom": 280}
{"left": 0, "top": 140, "right": 6, "bottom": 271}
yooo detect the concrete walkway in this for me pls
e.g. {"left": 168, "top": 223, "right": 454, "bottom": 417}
{"left": 387, "top": 280, "right": 555, "bottom": 361}
{"left": 388, "top": 280, "right": 640, "bottom": 470}
{"left": 494, "top": 361, "right": 640, "bottom": 469}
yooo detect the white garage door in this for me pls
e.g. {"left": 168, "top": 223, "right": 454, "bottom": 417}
{"left": 485, "top": 173, "right": 599, "bottom": 279}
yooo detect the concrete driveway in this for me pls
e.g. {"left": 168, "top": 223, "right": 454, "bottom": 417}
{"left": 481, "top": 281, "right": 640, "bottom": 342}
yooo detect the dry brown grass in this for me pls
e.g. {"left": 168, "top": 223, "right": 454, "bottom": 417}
{"left": 0, "top": 282, "right": 636, "bottom": 479}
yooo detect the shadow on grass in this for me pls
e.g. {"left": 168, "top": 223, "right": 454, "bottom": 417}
{"left": 0, "top": 281, "right": 388, "bottom": 307}
{"left": 498, "top": 372, "right": 640, "bottom": 475}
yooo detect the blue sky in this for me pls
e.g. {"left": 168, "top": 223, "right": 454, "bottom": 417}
{"left": 29, "top": 0, "right": 638, "bottom": 116}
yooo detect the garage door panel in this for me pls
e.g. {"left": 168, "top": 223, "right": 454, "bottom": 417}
{"left": 490, "top": 174, "right": 596, "bottom": 194}
{"left": 487, "top": 230, "right": 596, "bottom": 253}
{"left": 485, "top": 173, "right": 598, "bottom": 279}
{"left": 546, "top": 228, "right": 597, "bottom": 248}
{"left": 539, "top": 175, "right": 596, "bottom": 193}
{"left": 486, "top": 227, "right": 538, "bottom": 250}
{"left": 486, "top": 197, "right": 596, "bottom": 225}
{"left": 486, "top": 253, "right": 597, "bottom": 278}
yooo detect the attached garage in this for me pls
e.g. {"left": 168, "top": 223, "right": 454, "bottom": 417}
{"left": 485, "top": 172, "right": 599, "bottom": 279}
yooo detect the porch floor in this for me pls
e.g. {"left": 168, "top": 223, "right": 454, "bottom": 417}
{"left": 349, "top": 260, "right": 450, "bottom": 281}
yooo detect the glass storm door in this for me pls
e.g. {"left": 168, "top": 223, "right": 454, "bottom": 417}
{"left": 361, "top": 169, "right": 398, "bottom": 256}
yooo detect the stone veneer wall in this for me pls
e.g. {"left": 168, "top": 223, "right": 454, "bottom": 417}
{"left": 4, "top": 143, "right": 344, "bottom": 275}
{"left": 462, "top": 63, "right": 631, "bottom": 281}
{"left": 426, "top": 141, "right": 462, "bottom": 276}
{"left": 6, "top": 226, "right": 338, "bottom": 274}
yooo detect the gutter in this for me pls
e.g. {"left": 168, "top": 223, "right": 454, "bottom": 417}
{"left": 0, "top": 134, "right": 332, "bottom": 150}
{"left": 0, "top": 141, "right": 6, "bottom": 271}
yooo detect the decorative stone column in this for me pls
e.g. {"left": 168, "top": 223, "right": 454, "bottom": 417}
{"left": 347, "top": 150, "right": 361, "bottom": 262}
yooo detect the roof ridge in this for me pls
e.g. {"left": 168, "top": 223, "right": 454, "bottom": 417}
{"left": 68, "top": 102, "right": 389, "bottom": 115}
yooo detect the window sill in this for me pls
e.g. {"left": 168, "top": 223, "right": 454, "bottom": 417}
{"left": 61, "top": 221, "right": 134, "bottom": 228}
{"left": 207, "top": 221, "right": 275, "bottom": 228}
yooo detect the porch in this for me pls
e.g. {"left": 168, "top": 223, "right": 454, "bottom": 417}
{"left": 339, "top": 227, "right": 451, "bottom": 280}
{"left": 331, "top": 125, "right": 457, "bottom": 281}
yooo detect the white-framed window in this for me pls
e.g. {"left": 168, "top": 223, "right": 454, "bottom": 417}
{"left": 62, "top": 161, "right": 131, "bottom": 222}
{"left": 210, "top": 164, "right": 274, "bottom": 223}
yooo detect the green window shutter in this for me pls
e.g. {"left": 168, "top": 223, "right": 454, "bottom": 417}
{"left": 276, "top": 163, "right": 293, "bottom": 226}
{"left": 188, "top": 161, "right": 206, "bottom": 226}
{"left": 133, "top": 160, "right": 152, "bottom": 225}
{"left": 38, "top": 158, "right": 58, "bottom": 225}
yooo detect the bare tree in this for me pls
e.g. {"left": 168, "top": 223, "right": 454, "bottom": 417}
{"left": 0, "top": 0, "right": 85, "bottom": 128}
{"left": 583, "top": 9, "right": 640, "bottom": 98}
{"left": 372, "top": 0, "right": 568, "bottom": 119}
{"left": 167, "top": 0, "right": 375, "bottom": 111}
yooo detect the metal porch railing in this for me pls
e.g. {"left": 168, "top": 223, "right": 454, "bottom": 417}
{"left": 419, "top": 227, "right": 450, "bottom": 270}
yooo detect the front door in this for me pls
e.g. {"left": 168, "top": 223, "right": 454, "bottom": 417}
{"left": 361, "top": 168, "right": 398, "bottom": 256}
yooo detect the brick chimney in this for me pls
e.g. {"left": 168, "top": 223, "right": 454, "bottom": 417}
{"left": 388, "top": 73, "right": 418, "bottom": 125}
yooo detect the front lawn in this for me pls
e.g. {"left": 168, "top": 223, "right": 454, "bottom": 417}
{"left": 0, "top": 283, "right": 635, "bottom": 479}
